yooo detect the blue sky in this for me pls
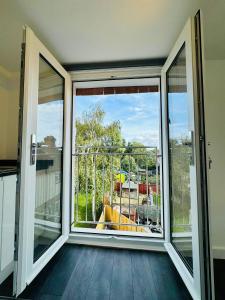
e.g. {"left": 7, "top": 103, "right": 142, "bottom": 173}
{"left": 168, "top": 93, "right": 189, "bottom": 141}
{"left": 35, "top": 92, "right": 189, "bottom": 148}
{"left": 74, "top": 92, "right": 160, "bottom": 147}
{"left": 37, "top": 100, "right": 63, "bottom": 147}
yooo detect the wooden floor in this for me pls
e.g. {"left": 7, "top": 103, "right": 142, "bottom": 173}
{"left": 214, "top": 259, "right": 225, "bottom": 300}
{"left": 18, "top": 244, "right": 192, "bottom": 300}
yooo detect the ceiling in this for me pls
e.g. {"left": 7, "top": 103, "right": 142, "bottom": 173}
{"left": 0, "top": 0, "right": 224, "bottom": 72}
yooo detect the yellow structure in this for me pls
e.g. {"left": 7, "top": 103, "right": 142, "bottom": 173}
{"left": 96, "top": 205, "right": 145, "bottom": 232}
{"left": 115, "top": 173, "right": 125, "bottom": 183}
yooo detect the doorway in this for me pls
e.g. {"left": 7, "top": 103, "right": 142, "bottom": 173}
{"left": 72, "top": 78, "right": 163, "bottom": 238}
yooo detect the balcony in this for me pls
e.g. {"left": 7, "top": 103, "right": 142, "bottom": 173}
{"left": 72, "top": 146, "right": 163, "bottom": 237}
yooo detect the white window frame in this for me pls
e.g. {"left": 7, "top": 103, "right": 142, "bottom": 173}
{"left": 14, "top": 26, "right": 72, "bottom": 296}
{"left": 70, "top": 76, "right": 165, "bottom": 243}
{"left": 161, "top": 18, "right": 204, "bottom": 300}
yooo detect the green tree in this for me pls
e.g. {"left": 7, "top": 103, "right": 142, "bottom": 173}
{"left": 75, "top": 105, "right": 124, "bottom": 223}
{"left": 169, "top": 138, "right": 192, "bottom": 231}
{"left": 121, "top": 155, "right": 137, "bottom": 173}
{"left": 124, "top": 141, "right": 157, "bottom": 171}
{"left": 76, "top": 105, "right": 123, "bottom": 148}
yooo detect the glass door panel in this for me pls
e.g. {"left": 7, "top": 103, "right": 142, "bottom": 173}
{"left": 167, "top": 45, "right": 193, "bottom": 273}
{"left": 162, "top": 18, "right": 205, "bottom": 299}
{"left": 34, "top": 56, "right": 64, "bottom": 262}
{"left": 14, "top": 26, "right": 71, "bottom": 296}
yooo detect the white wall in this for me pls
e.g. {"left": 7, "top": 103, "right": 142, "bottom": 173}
{"left": 199, "top": 0, "right": 225, "bottom": 259}
{"left": 203, "top": 60, "right": 225, "bottom": 258}
{"left": 0, "top": 65, "right": 19, "bottom": 160}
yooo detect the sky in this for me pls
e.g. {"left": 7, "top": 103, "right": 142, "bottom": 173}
{"left": 35, "top": 92, "right": 189, "bottom": 148}
{"left": 168, "top": 93, "right": 189, "bottom": 142}
{"left": 37, "top": 100, "right": 63, "bottom": 147}
{"left": 74, "top": 92, "right": 161, "bottom": 147}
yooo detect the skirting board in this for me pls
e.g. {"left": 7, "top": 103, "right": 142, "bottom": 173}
{"left": 213, "top": 247, "right": 225, "bottom": 259}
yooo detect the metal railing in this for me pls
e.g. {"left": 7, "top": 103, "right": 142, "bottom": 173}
{"left": 35, "top": 147, "right": 62, "bottom": 225}
{"left": 72, "top": 146, "right": 162, "bottom": 234}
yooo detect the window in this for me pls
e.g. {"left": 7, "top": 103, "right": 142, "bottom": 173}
{"left": 72, "top": 78, "right": 163, "bottom": 237}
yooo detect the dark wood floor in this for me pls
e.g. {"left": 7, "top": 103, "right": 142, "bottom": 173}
{"left": 18, "top": 244, "right": 191, "bottom": 300}
{"left": 214, "top": 259, "right": 225, "bottom": 300}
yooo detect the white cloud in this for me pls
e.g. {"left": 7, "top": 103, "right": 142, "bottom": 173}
{"left": 123, "top": 127, "right": 160, "bottom": 147}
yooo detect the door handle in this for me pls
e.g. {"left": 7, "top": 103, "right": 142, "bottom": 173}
{"left": 208, "top": 156, "right": 212, "bottom": 169}
{"left": 30, "top": 134, "right": 37, "bottom": 165}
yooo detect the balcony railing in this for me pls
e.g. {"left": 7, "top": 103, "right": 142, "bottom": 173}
{"left": 72, "top": 146, "right": 162, "bottom": 235}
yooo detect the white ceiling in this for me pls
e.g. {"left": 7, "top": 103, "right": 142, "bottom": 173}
{"left": 0, "top": 0, "right": 224, "bottom": 72}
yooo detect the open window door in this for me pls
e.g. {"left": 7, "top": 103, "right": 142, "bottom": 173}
{"left": 14, "top": 27, "right": 71, "bottom": 296}
{"left": 162, "top": 17, "right": 212, "bottom": 300}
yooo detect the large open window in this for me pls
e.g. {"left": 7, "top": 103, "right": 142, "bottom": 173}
{"left": 71, "top": 78, "right": 163, "bottom": 237}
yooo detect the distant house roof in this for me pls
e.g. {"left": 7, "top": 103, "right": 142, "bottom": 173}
{"left": 122, "top": 181, "right": 138, "bottom": 190}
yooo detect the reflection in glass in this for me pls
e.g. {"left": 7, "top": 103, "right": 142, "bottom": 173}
{"left": 167, "top": 45, "right": 193, "bottom": 272}
{"left": 34, "top": 56, "right": 64, "bottom": 262}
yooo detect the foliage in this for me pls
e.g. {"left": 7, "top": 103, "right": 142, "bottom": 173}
{"left": 76, "top": 105, "right": 124, "bottom": 148}
{"left": 121, "top": 155, "right": 137, "bottom": 173}
{"left": 123, "top": 141, "right": 157, "bottom": 171}
{"left": 153, "top": 193, "right": 161, "bottom": 207}
{"left": 169, "top": 139, "right": 192, "bottom": 231}
{"left": 75, "top": 193, "right": 95, "bottom": 228}
{"left": 75, "top": 105, "right": 124, "bottom": 221}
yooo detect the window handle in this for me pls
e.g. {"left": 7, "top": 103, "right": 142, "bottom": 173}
{"left": 208, "top": 156, "right": 212, "bottom": 169}
{"left": 30, "top": 134, "right": 37, "bottom": 165}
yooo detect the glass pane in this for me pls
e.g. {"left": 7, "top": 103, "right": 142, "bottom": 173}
{"left": 34, "top": 56, "right": 64, "bottom": 262}
{"left": 167, "top": 45, "right": 193, "bottom": 273}
{"left": 73, "top": 83, "right": 162, "bottom": 237}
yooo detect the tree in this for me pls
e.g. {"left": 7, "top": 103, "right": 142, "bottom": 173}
{"left": 169, "top": 138, "right": 192, "bottom": 231}
{"left": 75, "top": 105, "right": 124, "bottom": 222}
{"left": 124, "top": 141, "right": 157, "bottom": 171}
{"left": 121, "top": 155, "right": 137, "bottom": 173}
{"left": 76, "top": 105, "right": 123, "bottom": 149}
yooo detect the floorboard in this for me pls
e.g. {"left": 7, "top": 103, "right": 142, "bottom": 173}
{"left": 61, "top": 246, "right": 98, "bottom": 300}
{"left": 15, "top": 244, "right": 192, "bottom": 300}
{"left": 131, "top": 250, "right": 158, "bottom": 300}
{"left": 110, "top": 249, "right": 133, "bottom": 300}
{"left": 84, "top": 247, "right": 114, "bottom": 300}
{"left": 214, "top": 259, "right": 225, "bottom": 300}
